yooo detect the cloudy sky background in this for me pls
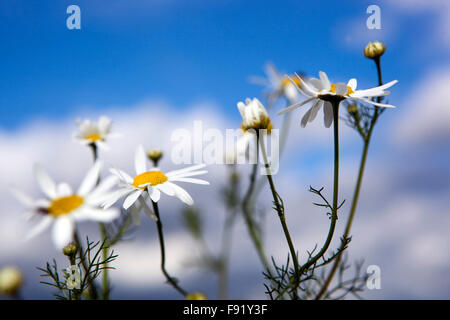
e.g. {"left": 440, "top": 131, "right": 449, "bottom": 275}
{"left": 1, "top": 0, "right": 450, "bottom": 299}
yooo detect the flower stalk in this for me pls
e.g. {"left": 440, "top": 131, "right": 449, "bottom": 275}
{"left": 148, "top": 196, "right": 188, "bottom": 297}
{"left": 315, "top": 53, "right": 385, "bottom": 300}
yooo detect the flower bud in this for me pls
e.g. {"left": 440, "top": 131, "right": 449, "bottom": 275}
{"left": 186, "top": 291, "right": 207, "bottom": 300}
{"left": 147, "top": 149, "right": 163, "bottom": 165}
{"left": 237, "top": 98, "right": 273, "bottom": 134}
{"left": 62, "top": 242, "right": 78, "bottom": 257}
{"left": 364, "top": 41, "right": 386, "bottom": 59}
{"left": 0, "top": 266, "right": 24, "bottom": 296}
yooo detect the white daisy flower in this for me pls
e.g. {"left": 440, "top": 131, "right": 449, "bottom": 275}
{"left": 235, "top": 98, "right": 272, "bottom": 159}
{"left": 249, "top": 62, "right": 302, "bottom": 103}
{"left": 73, "top": 116, "right": 119, "bottom": 150}
{"left": 104, "top": 145, "right": 209, "bottom": 211}
{"left": 11, "top": 161, "right": 120, "bottom": 250}
{"left": 278, "top": 71, "right": 398, "bottom": 128}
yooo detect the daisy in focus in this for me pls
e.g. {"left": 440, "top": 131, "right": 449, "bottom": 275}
{"left": 278, "top": 71, "right": 398, "bottom": 128}
{"left": 104, "top": 145, "right": 209, "bottom": 211}
{"left": 73, "top": 116, "right": 119, "bottom": 150}
{"left": 235, "top": 98, "right": 273, "bottom": 158}
{"left": 11, "top": 161, "right": 120, "bottom": 249}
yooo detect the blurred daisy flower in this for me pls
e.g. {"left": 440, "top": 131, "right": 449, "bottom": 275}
{"left": 249, "top": 62, "right": 302, "bottom": 104}
{"left": 11, "top": 161, "right": 120, "bottom": 249}
{"left": 104, "top": 145, "right": 209, "bottom": 210}
{"left": 236, "top": 98, "right": 272, "bottom": 157}
{"left": 73, "top": 116, "right": 119, "bottom": 150}
{"left": 278, "top": 71, "right": 398, "bottom": 128}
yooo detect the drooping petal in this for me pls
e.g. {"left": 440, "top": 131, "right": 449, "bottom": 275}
{"left": 323, "top": 101, "right": 334, "bottom": 128}
{"left": 34, "top": 164, "right": 57, "bottom": 199}
{"left": 134, "top": 145, "right": 147, "bottom": 175}
{"left": 308, "top": 100, "right": 324, "bottom": 123}
{"left": 166, "top": 182, "right": 194, "bottom": 206}
{"left": 149, "top": 188, "right": 161, "bottom": 202}
{"left": 301, "top": 107, "right": 313, "bottom": 128}
{"left": 102, "top": 188, "right": 133, "bottom": 209}
{"left": 52, "top": 217, "right": 75, "bottom": 250}
{"left": 157, "top": 182, "right": 175, "bottom": 196}
{"left": 123, "top": 189, "right": 143, "bottom": 210}
{"left": 78, "top": 160, "right": 102, "bottom": 196}
{"left": 278, "top": 97, "right": 316, "bottom": 115}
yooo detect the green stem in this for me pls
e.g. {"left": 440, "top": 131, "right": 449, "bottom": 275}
{"left": 150, "top": 198, "right": 188, "bottom": 297}
{"left": 73, "top": 231, "right": 98, "bottom": 300}
{"left": 241, "top": 134, "right": 272, "bottom": 273}
{"left": 299, "top": 99, "right": 341, "bottom": 275}
{"left": 89, "top": 143, "right": 110, "bottom": 300}
{"left": 259, "top": 133, "right": 300, "bottom": 284}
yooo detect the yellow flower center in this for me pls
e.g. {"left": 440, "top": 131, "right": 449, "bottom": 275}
{"left": 48, "top": 195, "right": 84, "bottom": 217}
{"left": 84, "top": 133, "right": 103, "bottom": 142}
{"left": 133, "top": 171, "right": 168, "bottom": 189}
{"left": 329, "top": 84, "right": 355, "bottom": 96}
{"left": 281, "top": 76, "right": 301, "bottom": 87}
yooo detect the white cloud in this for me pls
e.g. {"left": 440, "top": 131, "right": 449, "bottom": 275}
{"left": 395, "top": 67, "right": 450, "bottom": 145}
{"left": 1, "top": 97, "right": 449, "bottom": 299}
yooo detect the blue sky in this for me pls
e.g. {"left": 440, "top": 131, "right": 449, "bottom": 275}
{"left": 1, "top": 0, "right": 447, "bottom": 129}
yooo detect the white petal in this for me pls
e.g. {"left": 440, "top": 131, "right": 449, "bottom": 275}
{"left": 301, "top": 107, "right": 313, "bottom": 128}
{"left": 130, "top": 205, "right": 141, "bottom": 225}
{"left": 102, "top": 188, "right": 133, "bottom": 209}
{"left": 74, "top": 207, "right": 119, "bottom": 223}
{"left": 166, "top": 182, "right": 194, "bottom": 206}
{"left": 323, "top": 101, "right": 334, "bottom": 128}
{"left": 10, "top": 188, "right": 35, "bottom": 208}
{"left": 308, "top": 100, "right": 324, "bottom": 123}
{"left": 110, "top": 168, "right": 133, "bottom": 184}
{"left": 347, "top": 78, "right": 357, "bottom": 90}
{"left": 166, "top": 164, "right": 206, "bottom": 178}
{"left": 135, "top": 145, "right": 147, "bottom": 175}
{"left": 57, "top": 183, "right": 73, "bottom": 198}
{"left": 335, "top": 83, "right": 348, "bottom": 95}
{"left": 123, "top": 189, "right": 143, "bottom": 210}
{"left": 25, "top": 216, "right": 53, "bottom": 241}
{"left": 52, "top": 217, "right": 75, "bottom": 250}
{"left": 169, "top": 177, "right": 210, "bottom": 185}
{"left": 34, "top": 164, "right": 57, "bottom": 199}
{"left": 157, "top": 183, "right": 175, "bottom": 196}
{"left": 88, "top": 175, "right": 119, "bottom": 202}
{"left": 169, "top": 170, "right": 208, "bottom": 179}
{"left": 98, "top": 116, "right": 112, "bottom": 134}
{"left": 354, "top": 97, "right": 396, "bottom": 108}
{"left": 78, "top": 160, "right": 102, "bottom": 196}
{"left": 309, "top": 78, "right": 326, "bottom": 91}
{"left": 319, "top": 71, "right": 331, "bottom": 88}
{"left": 278, "top": 97, "right": 316, "bottom": 115}
{"left": 149, "top": 188, "right": 161, "bottom": 202}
